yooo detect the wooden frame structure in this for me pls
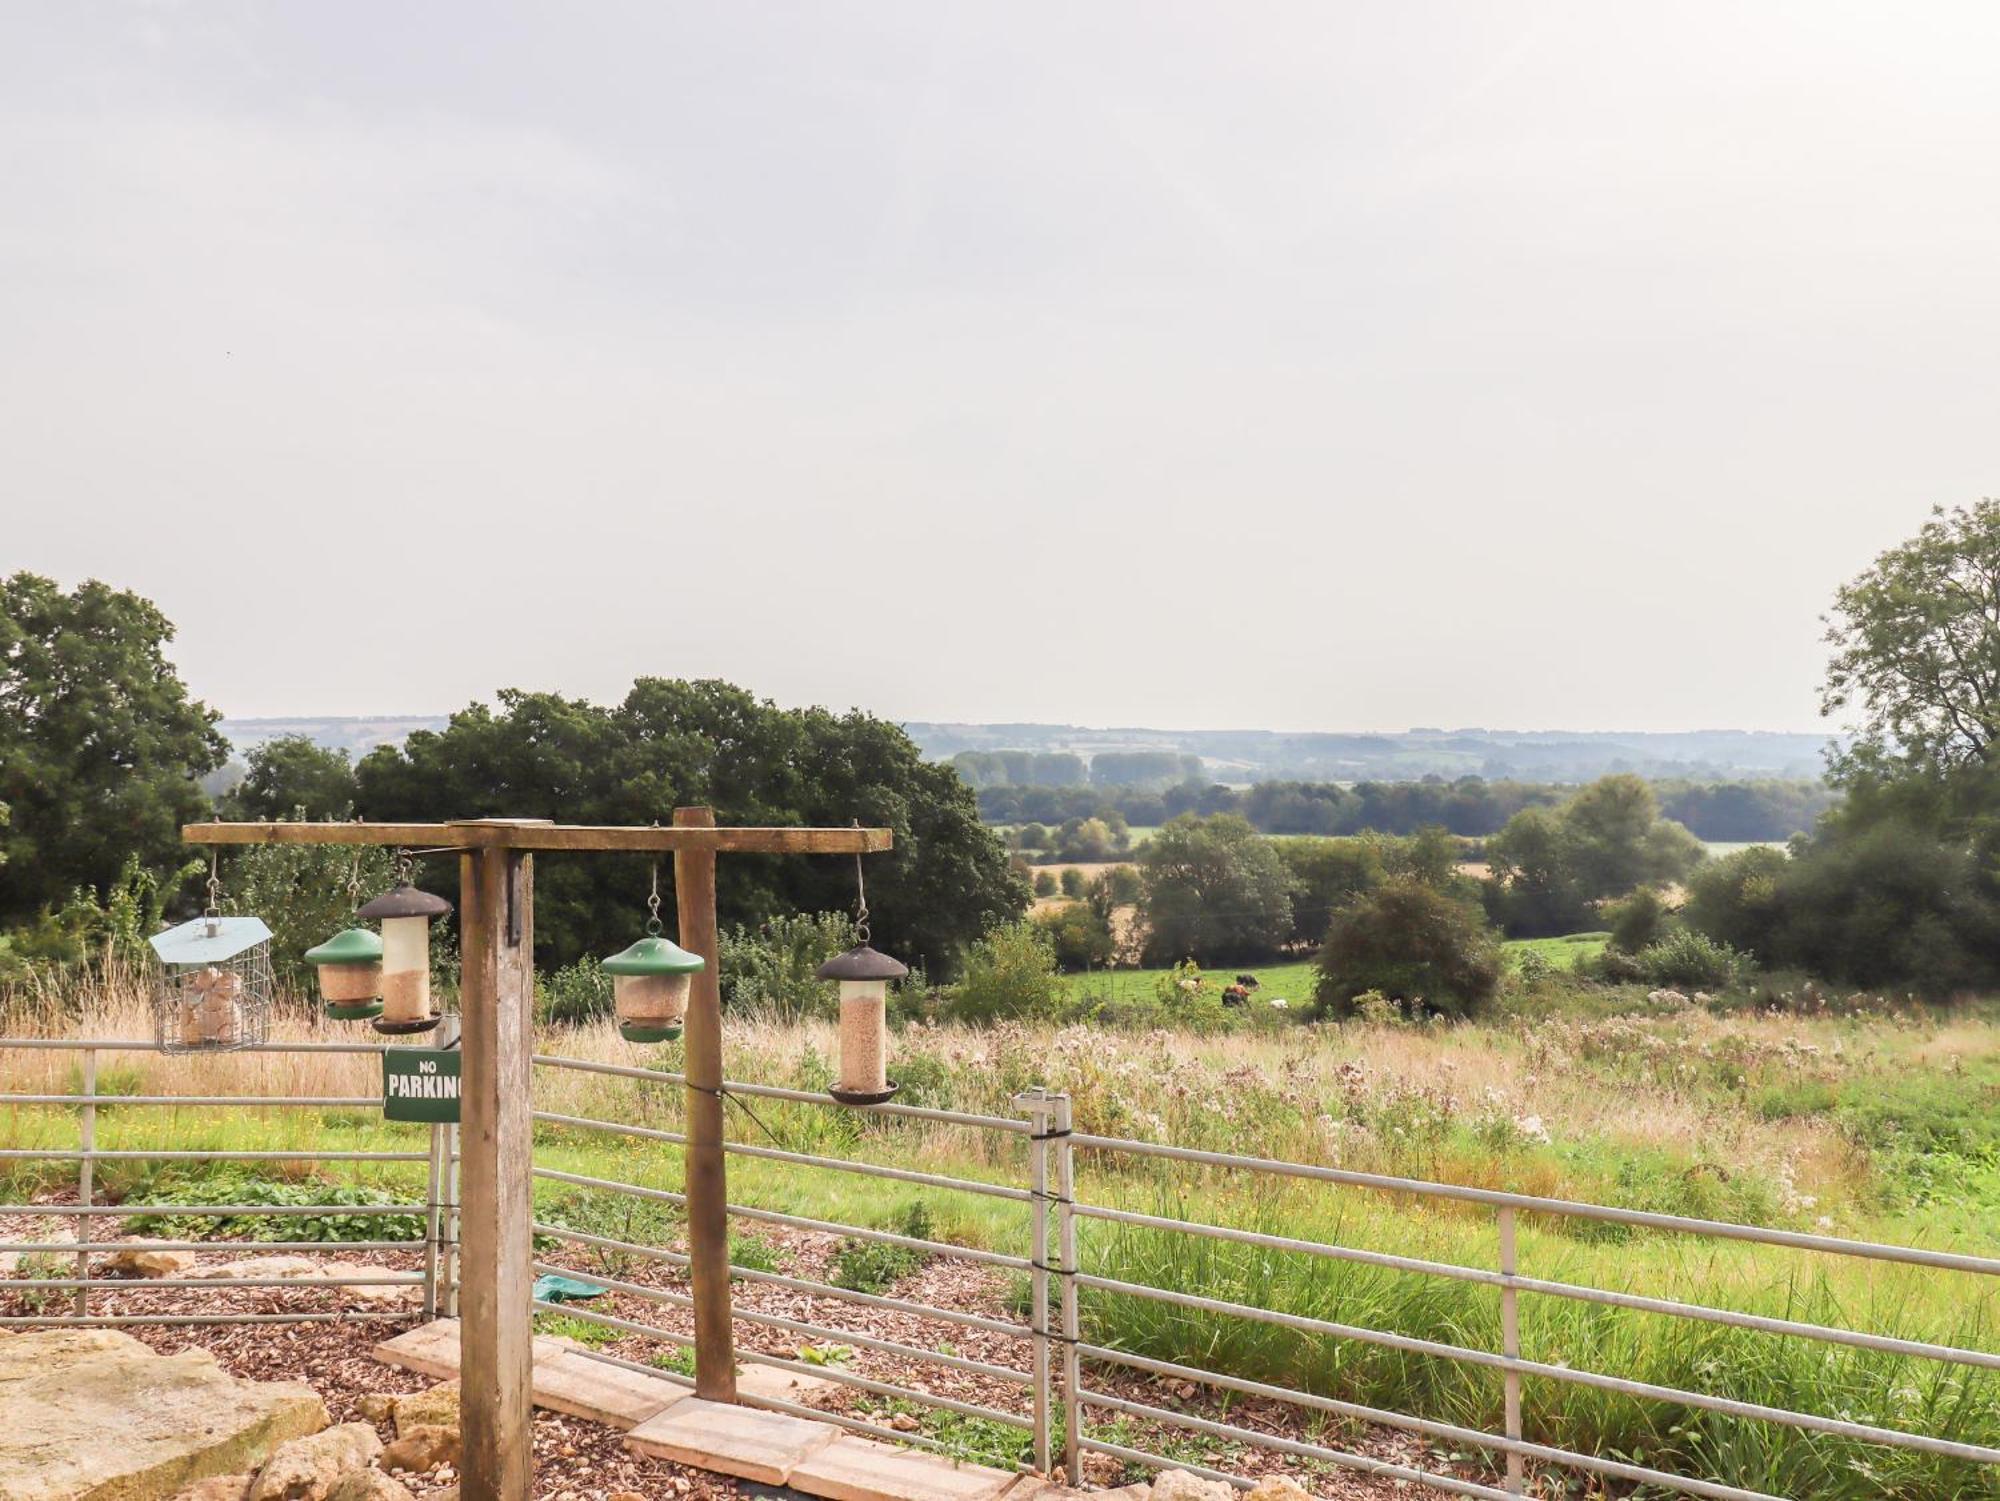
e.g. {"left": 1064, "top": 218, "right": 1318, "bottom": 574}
{"left": 183, "top": 811, "right": 893, "bottom": 1501}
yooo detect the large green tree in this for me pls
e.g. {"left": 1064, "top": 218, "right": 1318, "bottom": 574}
{"left": 0, "top": 574, "right": 226, "bottom": 921}
{"left": 1484, "top": 775, "right": 1703, "bottom": 936}
{"left": 1137, "top": 814, "right": 1295, "bottom": 964}
{"left": 1823, "top": 498, "right": 2000, "bottom": 785}
{"left": 225, "top": 735, "right": 359, "bottom": 820}
{"left": 354, "top": 679, "right": 1026, "bottom": 973}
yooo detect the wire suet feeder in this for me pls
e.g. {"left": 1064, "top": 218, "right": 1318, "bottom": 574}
{"left": 602, "top": 863, "right": 704, "bottom": 1043}
{"left": 355, "top": 852, "right": 452, "bottom": 1035}
{"left": 149, "top": 853, "right": 274, "bottom": 1053}
{"left": 816, "top": 847, "right": 907, "bottom": 1105}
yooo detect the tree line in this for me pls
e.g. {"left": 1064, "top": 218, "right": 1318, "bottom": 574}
{"left": 977, "top": 774, "right": 1831, "bottom": 843}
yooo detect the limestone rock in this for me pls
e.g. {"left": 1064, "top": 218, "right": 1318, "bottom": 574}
{"left": 1246, "top": 1481, "right": 1315, "bottom": 1501}
{"left": 392, "top": 1380, "right": 459, "bottom": 1436}
{"left": 325, "top": 1472, "right": 415, "bottom": 1501}
{"left": 379, "top": 1425, "right": 459, "bottom": 1475}
{"left": 319, "top": 1262, "right": 420, "bottom": 1309}
{"left": 170, "top": 1474, "right": 255, "bottom": 1501}
{"left": 250, "top": 1424, "right": 384, "bottom": 1501}
{"left": 0, "top": 1328, "right": 326, "bottom": 1501}
{"left": 1152, "top": 1474, "right": 1234, "bottom": 1501}
{"left": 102, "top": 1239, "right": 197, "bottom": 1278}
{"left": 352, "top": 1394, "right": 398, "bottom": 1424}
{"left": 210, "top": 1256, "right": 325, "bottom": 1281}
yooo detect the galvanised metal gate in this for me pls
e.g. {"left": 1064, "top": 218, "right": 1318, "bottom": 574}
{"left": 4, "top": 1035, "right": 1997, "bottom": 1499}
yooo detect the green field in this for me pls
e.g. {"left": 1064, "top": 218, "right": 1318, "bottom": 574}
{"left": 1056, "top": 932, "right": 1610, "bottom": 1008}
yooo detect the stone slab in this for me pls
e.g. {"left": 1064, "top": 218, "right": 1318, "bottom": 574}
{"left": 788, "top": 1436, "right": 1020, "bottom": 1501}
{"left": 0, "top": 1328, "right": 328, "bottom": 1501}
{"left": 530, "top": 1350, "right": 685, "bottom": 1429}
{"left": 625, "top": 1396, "right": 839, "bottom": 1484}
{"left": 735, "top": 1357, "right": 840, "bottom": 1405}
{"left": 372, "top": 1319, "right": 463, "bottom": 1380}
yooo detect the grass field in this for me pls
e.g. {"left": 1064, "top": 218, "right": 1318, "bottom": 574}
{"left": 1054, "top": 932, "right": 1611, "bottom": 1009}
{"left": 2, "top": 976, "right": 1995, "bottom": 1497}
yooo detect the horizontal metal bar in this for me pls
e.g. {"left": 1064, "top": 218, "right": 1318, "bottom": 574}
{"left": 745, "top": 1348, "right": 1034, "bottom": 1432}
{"left": 532, "top": 1167, "right": 685, "bottom": 1207}
{"left": 1078, "top": 1344, "right": 1783, "bottom": 1501}
{"left": 531, "top": 1297, "right": 693, "bottom": 1345}
{"left": 1082, "top": 1389, "right": 1515, "bottom": 1501}
{"left": 9, "top": 1274, "right": 422, "bottom": 1290}
{"left": 0, "top": 1240, "right": 421, "bottom": 1254}
{"left": 1076, "top": 1274, "right": 2000, "bottom": 1465}
{"left": 533, "top": 1110, "right": 685, "bottom": 1146}
{"left": 0, "top": 1095, "right": 381, "bottom": 1108}
{"left": 6, "top": 1203, "right": 418, "bottom": 1217}
{"left": 533, "top": 1166, "right": 1031, "bottom": 1270}
{"left": 718, "top": 1137, "right": 1036, "bottom": 1202}
{"left": 535, "top": 1107, "right": 1038, "bottom": 1212}
{"left": 0, "top": 1149, "right": 428, "bottom": 1163}
{"left": 725, "top": 1202, "right": 1031, "bottom": 1270}
{"left": 0, "top": 1310, "right": 410, "bottom": 1327}
{"left": 1073, "top": 1435, "right": 1255, "bottom": 1494}
{"left": 1075, "top": 1200, "right": 2000, "bottom": 1372}
{"left": 0, "top": 1038, "right": 394, "bottom": 1055}
{"left": 1070, "top": 1133, "right": 2000, "bottom": 1277}
{"left": 528, "top": 1218, "right": 1030, "bottom": 1338}
{"left": 530, "top": 1247, "right": 1032, "bottom": 1386}
{"left": 531, "top": 1053, "right": 1031, "bottom": 1132}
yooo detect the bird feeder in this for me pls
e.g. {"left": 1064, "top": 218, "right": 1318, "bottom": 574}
{"left": 148, "top": 859, "right": 273, "bottom": 1054}
{"left": 817, "top": 942, "right": 908, "bottom": 1105}
{"left": 602, "top": 863, "right": 704, "bottom": 1043}
{"left": 304, "top": 927, "right": 385, "bottom": 1020}
{"left": 356, "top": 878, "right": 452, "bottom": 1034}
{"left": 603, "top": 935, "right": 704, "bottom": 1042}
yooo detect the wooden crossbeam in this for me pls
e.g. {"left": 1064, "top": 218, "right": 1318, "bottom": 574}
{"left": 182, "top": 820, "right": 893, "bottom": 854}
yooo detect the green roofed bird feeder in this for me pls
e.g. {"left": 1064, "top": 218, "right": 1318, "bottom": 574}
{"left": 356, "top": 860, "right": 452, "bottom": 1035}
{"left": 305, "top": 926, "right": 385, "bottom": 1020}
{"left": 817, "top": 851, "right": 907, "bottom": 1105}
{"left": 604, "top": 864, "right": 704, "bottom": 1043}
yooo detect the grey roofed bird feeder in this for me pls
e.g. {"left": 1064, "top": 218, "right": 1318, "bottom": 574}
{"left": 148, "top": 915, "right": 275, "bottom": 1054}
{"left": 816, "top": 942, "right": 909, "bottom": 1105}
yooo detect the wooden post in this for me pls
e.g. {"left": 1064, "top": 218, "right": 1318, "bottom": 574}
{"left": 675, "top": 805, "right": 736, "bottom": 1400}
{"left": 457, "top": 834, "right": 538, "bottom": 1501}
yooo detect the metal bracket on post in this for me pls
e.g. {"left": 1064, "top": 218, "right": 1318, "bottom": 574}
{"left": 1015, "top": 1088, "right": 1055, "bottom": 1476}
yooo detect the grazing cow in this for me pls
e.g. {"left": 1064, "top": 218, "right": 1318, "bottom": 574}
{"left": 1235, "top": 973, "right": 1261, "bottom": 989}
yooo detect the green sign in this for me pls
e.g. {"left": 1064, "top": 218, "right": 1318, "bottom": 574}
{"left": 382, "top": 1047, "right": 461, "bottom": 1123}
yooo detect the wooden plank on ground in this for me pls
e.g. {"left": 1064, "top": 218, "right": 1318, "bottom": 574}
{"left": 625, "top": 1396, "right": 839, "bottom": 1484}
{"left": 788, "top": 1436, "right": 1022, "bottom": 1501}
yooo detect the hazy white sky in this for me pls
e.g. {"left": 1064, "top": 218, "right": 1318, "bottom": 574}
{"left": 3, "top": 3, "right": 1994, "bottom": 732}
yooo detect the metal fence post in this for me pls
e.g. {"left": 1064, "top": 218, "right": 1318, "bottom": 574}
{"left": 444, "top": 1121, "right": 461, "bottom": 1318}
{"left": 1015, "top": 1088, "right": 1053, "bottom": 1475}
{"left": 1499, "top": 1205, "right": 1523, "bottom": 1495}
{"left": 423, "top": 1122, "right": 444, "bottom": 1319}
{"left": 1052, "top": 1092, "right": 1080, "bottom": 1485}
{"left": 75, "top": 1048, "right": 96, "bottom": 1318}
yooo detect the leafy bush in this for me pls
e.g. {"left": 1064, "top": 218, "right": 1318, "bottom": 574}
{"left": 718, "top": 911, "right": 858, "bottom": 1022}
{"left": 538, "top": 956, "right": 611, "bottom": 1026}
{"left": 1315, "top": 878, "right": 1502, "bottom": 1020}
{"left": 1058, "top": 868, "right": 1086, "bottom": 899}
{"left": 126, "top": 1176, "right": 422, "bottom": 1243}
{"left": 539, "top": 1188, "right": 682, "bottom": 1277}
{"left": 1635, "top": 929, "right": 1747, "bottom": 990}
{"left": 829, "top": 1201, "right": 933, "bottom": 1293}
{"left": 1606, "top": 887, "right": 1669, "bottom": 954}
{"left": 944, "top": 922, "right": 1059, "bottom": 1025}
{"left": 1032, "top": 871, "right": 1057, "bottom": 898}
{"left": 1031, "top": 903, "right": 1114, "bottom": 972}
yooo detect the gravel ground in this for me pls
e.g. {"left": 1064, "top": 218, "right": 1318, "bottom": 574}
{"left": 0, "top": 1202, "right": 1486, "bottom": 1499}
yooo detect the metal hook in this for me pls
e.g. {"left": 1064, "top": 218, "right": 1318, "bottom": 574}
{"left": 203, "top": 848, "right": 222, "bottom": 918}
{"left": 851, "top": 823, "right": 870, "bottom": 944}
{"left": 645, "top": 862, "right": 664, "bottom": 936}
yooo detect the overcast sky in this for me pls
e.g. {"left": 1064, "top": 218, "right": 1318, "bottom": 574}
{"left": 3, "top": 4, "right": 1994, "bottom": 733}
